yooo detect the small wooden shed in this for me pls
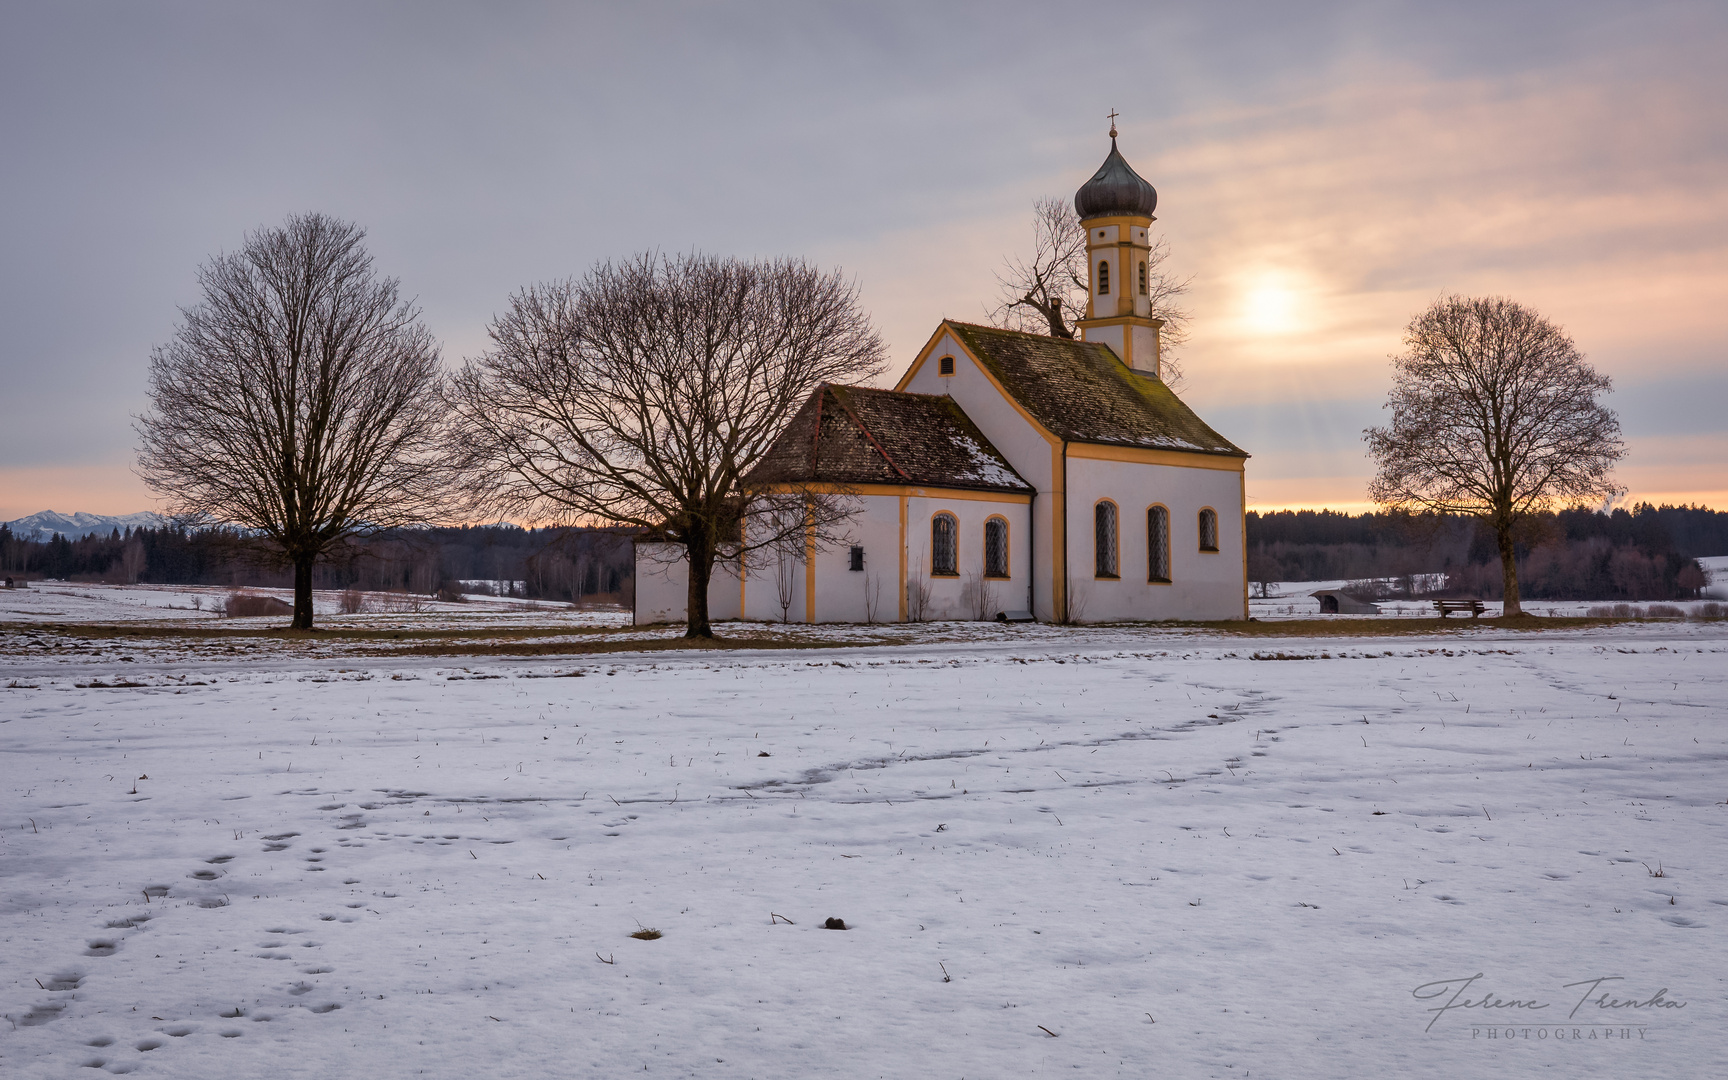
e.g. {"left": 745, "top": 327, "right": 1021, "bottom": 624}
{"left": 1311, "top": 589, "right": 1380, "bottom": 615}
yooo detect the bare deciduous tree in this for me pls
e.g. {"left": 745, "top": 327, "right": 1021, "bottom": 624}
{"left": 1365, "top": 296, "right": 1625, "bottom": 616}
{"left": 990, "top": 196, "right": 1191, "bottom": 386}
{"left": 445, "top": 252, "right": 887, "bottom": 638}
{"left": 862, "top": 569, "right": 883, "bottom": 623}
{"left": 904, "top": 562, "right": 932, "bottom": 622}
{"left": 773, "top": 541, "right": 800, "bottom": 624}
{"left": 135, "top": 213, "right": 449, "bottom": 630}
{"left": 963, "top": 568, "right": 995, "bottom": 621}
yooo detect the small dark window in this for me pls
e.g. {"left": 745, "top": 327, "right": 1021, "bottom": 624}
{"left": 932, "top": 513, "right": 958, "bottom": 576}
{"left": 938, "top": 355, "right": 955, "bottom": 376}
{"left": 1097, "top": 260, "right": 1110, "bottom": 296}
{"left": 1148, "top": 506, "right": 1170, "bottom": 581}
{"left": 984, "top": 518, "right": 1009, "bottom": 578}
{"left": 1139, "top": 261, "right": 1147, "bottom": 295}
{"left": 1199, "top": 508, "right": 1219, "bottom": 552}
{"left": 1095, "top": 501, "right": 1119, "bottom": 578}
{"left": 848, "top": 545, "right": 864, "bottom": 572}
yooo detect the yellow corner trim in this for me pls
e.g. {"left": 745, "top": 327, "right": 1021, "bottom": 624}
{"left": 897, "top": 493, "right": 908, "bottom": 621}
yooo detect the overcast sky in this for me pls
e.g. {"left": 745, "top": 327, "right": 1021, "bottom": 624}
{"left": 3, "top": 0, "right": 1724, "bottom": 520}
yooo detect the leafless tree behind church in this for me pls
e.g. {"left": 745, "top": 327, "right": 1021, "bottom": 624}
{"left": 990, "top": 196, "right": 1191, "bottom": 386}
{"left": 444, "top": 252, "right": 887, "bottom": 638}
{"left": 135, "top": 213, "right": 450, "bottom": 630}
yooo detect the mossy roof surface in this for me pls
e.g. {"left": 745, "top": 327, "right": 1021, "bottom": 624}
{"left": 945, "top": 321, "right": 1247, "bottom": 457}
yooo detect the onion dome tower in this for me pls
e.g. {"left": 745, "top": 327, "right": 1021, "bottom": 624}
{"left": 1073, "top": 118, "right": 1164, "bottom": 377}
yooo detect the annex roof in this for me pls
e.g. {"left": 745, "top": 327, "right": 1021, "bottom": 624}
{"left": 940, "top": 321, "right": 1248, "bottom": 457}
{"left": 748, "top": 384, "right": 1031, "bottom": 493}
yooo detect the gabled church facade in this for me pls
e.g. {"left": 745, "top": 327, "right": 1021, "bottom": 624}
{"left": 635, "top": 136, "right": 1248, "bottom": 624}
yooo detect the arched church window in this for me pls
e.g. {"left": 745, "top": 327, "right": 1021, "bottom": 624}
{"left": 1094, "top": 501, "right": 1119, "bottom": 578}
{"left": 1148, "top": 505, "right": 1170, "bottom": 582}
{"left": 938, "top": 355, "right": 955, "bottom": 376}
{"left": 1139, "top": 261, "right": 1147, "bottom": 295}
{"left": 1097, "top": 260, "right": 1110, "bottom": 295}
{"left": 984, "top": 517, "right": 1009, "bottom": 578}
{"left": 931, "top": 513, "right": 958, "bottom": 576}
{"left": 1198, "top": 508, "right": 1219, "bottom": 552}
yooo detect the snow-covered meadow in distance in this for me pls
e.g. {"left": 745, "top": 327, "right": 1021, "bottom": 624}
{"left": 3, "top": 584, "right": 1725, "bottom": 1078}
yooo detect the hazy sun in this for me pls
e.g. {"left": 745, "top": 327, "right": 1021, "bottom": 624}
{"left": 1242, "top": 278, "right": 1300, "bottom": 334}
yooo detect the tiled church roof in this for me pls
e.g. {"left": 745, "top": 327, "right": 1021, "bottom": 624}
{"left": 943, "top": 322, "right": 1248, "bottom": 457}
{"left": 748, "top": 384, "right": 1031, "bottom": 493}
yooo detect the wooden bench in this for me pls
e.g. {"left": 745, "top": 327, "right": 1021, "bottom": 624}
{"left": 1434, "top": 599, "right": 1486, "bottom": 618}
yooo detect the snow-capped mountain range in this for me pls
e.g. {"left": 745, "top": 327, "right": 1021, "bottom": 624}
{"left": 2, "top": 510, "right": 165, "bottom": 542}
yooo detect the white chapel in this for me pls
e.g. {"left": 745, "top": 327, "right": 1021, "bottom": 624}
{"left": 635, "top": 135, "right": 1249, "bottom": 624}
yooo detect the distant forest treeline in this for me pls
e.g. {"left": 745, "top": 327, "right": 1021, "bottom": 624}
{"left": 1246, "top": 503, "right": 1725, "bottom": 600}
{"left": 0, "top": 523, "right": 637, "bottom": 604}
{"left": 4, "top": 503, "right": 1721, "bottom": 605}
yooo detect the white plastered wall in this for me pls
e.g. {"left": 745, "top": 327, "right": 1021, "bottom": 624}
{"left": 635, "top": 488, "right": 1035, "bottom": 626}
{"left": 1062, "top": 456, "right": 1245, "bottom": 622}
{"left": 898, "top": 330, "right": 1059, "bottom": 620}
{"left": 736, "top": 494, "right": 903, "bottom": 624}
{"left": 902, "top": 493, "right": 1033, "bottom": 622}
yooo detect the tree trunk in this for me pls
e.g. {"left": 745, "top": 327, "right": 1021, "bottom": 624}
{"left": 684, "top": 528, "right": 714, "bottom": 639}
{"left": 292, "top": 553, "right": 316, "bottom": 630}
{"left": 1495, "top": 519, "right": 1522, "bottom": 617}
{"left": 1035, "top": 295, "right": 1075, "bottom": 339}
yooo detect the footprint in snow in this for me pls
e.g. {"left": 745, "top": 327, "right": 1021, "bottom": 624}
{"left": 15, "top": 1000, "right": 67, "bottom": 1027}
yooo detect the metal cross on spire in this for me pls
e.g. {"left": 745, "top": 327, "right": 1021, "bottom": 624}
{"left": 1107, "top": 109, "right": 1119, "bottom": 138}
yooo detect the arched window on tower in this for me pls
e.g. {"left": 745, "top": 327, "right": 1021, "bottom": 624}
{"left": 931, "top": 513, "right": 958, "bottom": 576}
{"left": 1097, "top": 260, "right": 1110, "bottom": 296}
{"left": 1148, "top": 505, "right": 1170, "bottom": 582}
{"left": 1139, "top": 261, "right": 1147, "bottom": 295}
{"left": 1095, "top": 501, "right": 1119, "bottom": 578}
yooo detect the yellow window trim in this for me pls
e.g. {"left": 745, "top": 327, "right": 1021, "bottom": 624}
{"left": 1198, "top": 505, "right": 1220, "bottom": 553}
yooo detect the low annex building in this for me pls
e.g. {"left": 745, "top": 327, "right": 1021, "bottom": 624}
{"left": 635, "top": 134, "right": 1249, "bottom": 624}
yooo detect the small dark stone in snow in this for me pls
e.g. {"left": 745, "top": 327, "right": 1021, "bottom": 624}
{"left": 824, "top": 917, "right": 847, "bottom": 930}
{"left": 758, "top": 751, "right": 770, "bottom": 757}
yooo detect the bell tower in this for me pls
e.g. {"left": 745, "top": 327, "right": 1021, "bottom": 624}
{"left": 1073, "top": 118, "right": 1164, "bottom": 378}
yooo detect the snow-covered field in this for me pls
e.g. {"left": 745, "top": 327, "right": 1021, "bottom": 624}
{"left": 3, "top": 592, "right": 1725, "bottom": 1078}
{"left": 0, "top": 582, "right": 629, "bottom": 628}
